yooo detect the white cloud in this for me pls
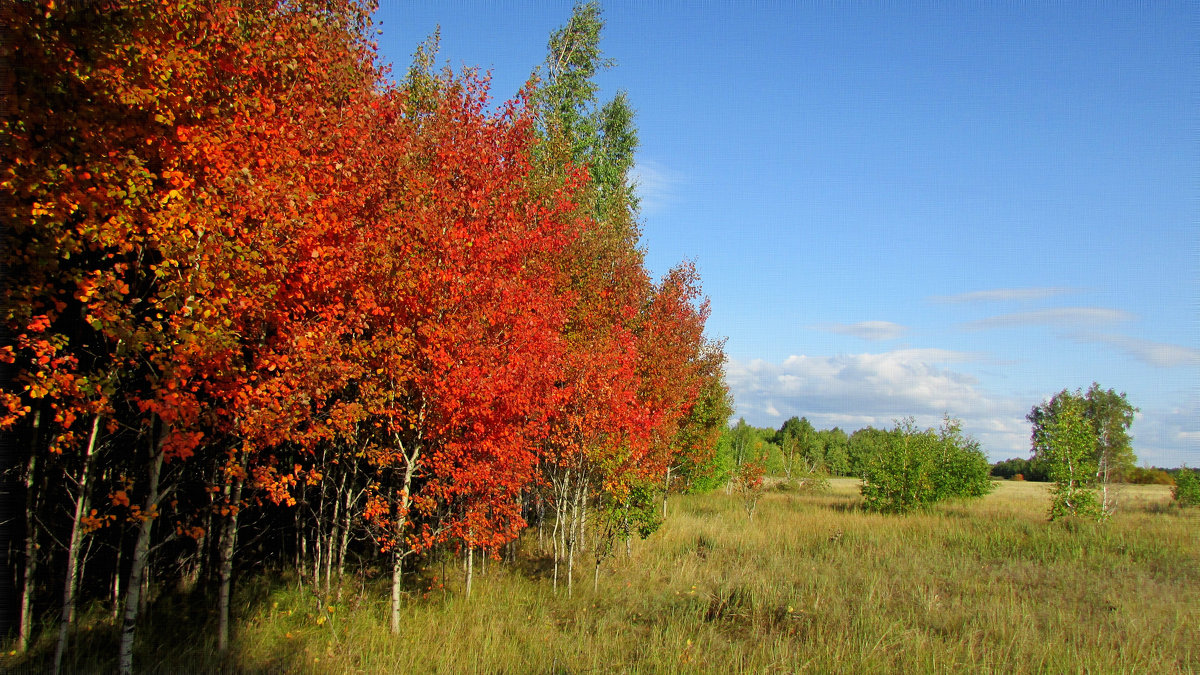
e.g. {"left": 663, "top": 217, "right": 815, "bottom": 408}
{"left": 1128, "top": 402, "right": 1200, "bottom": 468}
{"left": 962, "top": 307, "right": 1134, "bottom": 330}
{"left": 629, "top": 159, "right": 681, "bottom": 215}
{"left": 726, "top": 349, "right": 1198, "bottom": 466}
{"left": 1081, "top": 334, "right": 1200, "bottom": 368}
{"left": 931, "top": 287, "right": 1074, "bottom": 303}
{"left": 812, "top": 320, "right": 907, "bottom": 341}
{"left": 726, "top": 350, "right": 1030, "bottom": 459}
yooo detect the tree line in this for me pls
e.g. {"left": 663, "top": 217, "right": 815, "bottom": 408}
{"left": 721, "top": 382, "right": 1196, "bottom": 518}
{"left": 0, "top": 2, "right": 731, "bottom": 672}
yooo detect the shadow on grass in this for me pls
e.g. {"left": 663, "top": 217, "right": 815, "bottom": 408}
{"left": 2, "top": 573, "right": 321, "bottom": 674}
{"left": 509, "top": 551, "right": 557, "bottom": 581}
{"left": 826, "top": 500, "right": 866, "bottom": 514}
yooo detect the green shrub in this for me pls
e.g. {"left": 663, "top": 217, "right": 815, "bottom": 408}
{"left": 1172, "top": 467, "right": 1200, "bottom": 507}
{"left": 860, "top": 417, "right": 993, "bottom": 514}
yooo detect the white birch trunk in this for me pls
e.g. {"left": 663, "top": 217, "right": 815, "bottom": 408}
{"left": 53, "top": 414, "right": 101, "bottom": 675}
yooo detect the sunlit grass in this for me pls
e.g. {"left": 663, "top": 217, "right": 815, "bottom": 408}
{"left": 6, "top": 479, "right": 1197, "bottom": 673}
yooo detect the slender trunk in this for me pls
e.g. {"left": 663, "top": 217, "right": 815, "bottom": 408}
{"left": 297, "top": 507, "right": 307, "bottom": 583}
{"left": 117, "top": 424, "right": 166, "bottom": 675}
{"left": 594, "top": 558, "right": 601, "bottom": 594}
{"left": 216, "top": 476, "right": 244, "bottom": 654}
{"left": 578, "top": 484, "right": 588, "bottom": 554}
{"left": 536, "top": 492, "right": 544, "bottom": 553}
{"left": 110, "top": 546, "right": 122, "bottom": 623}
{"left": 662, "top": 466, "right": 671, "bottom": 519}
{"left": 313, "top": 456, "right": 327, "bottom": 597}
{"left": 390, "top": 455, "right": 415, "bottom": 635}
{"left": 465, "top": 545, "right": 474, "bottom": 598}
{"left": 551, "top": 471, "right": 569, "bottom": 593}
{"left": 18, "top": 410, "right": 41, "bottom": 654}
{"left": 53, "top": 414, "right": 101, "bottom": 675}
{"left": 335, "top": 479, "right": 357, "bottom": 604}
{"left": 390, "top": 545, "right": 404, "bottom": 633}
{"left": 324, "top": 466, "right": 347, "bottom": 600}
{"left": 568, "top": 478, "right": 586, "bottom": 598}
{"left": 623, "top": 501, "right": 632, "bottom": 558}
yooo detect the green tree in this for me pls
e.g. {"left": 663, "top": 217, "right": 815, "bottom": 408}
{"left": 848, "top": 426, "right": 891, "bottom": 477}
{"left": 774, "top": 416, "right": 812, "bottom": 480}
{"left": 1036, "top": 397, "right": 1104, "bottom": 520}
{"left": 818, "top": 427, "right": 851, "bottom": 476}
{"left": 534, "top": 1, "right": 639, "bottom": 234}
{"left": 1028, "top": 384, "right": 1137, "bottom": 514}
{"left": 990, "top": 458, "right": 1030, "bottom": 479}
{"left": 729, "top": 418, "right": 756, "bottom": 468}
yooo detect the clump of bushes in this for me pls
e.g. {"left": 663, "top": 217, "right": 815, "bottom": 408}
{"left": 859, "top": 417, "right": 993, "bottom": 514}
{"left": 1172, "top": 467, "right": 1200, "bottom": 507}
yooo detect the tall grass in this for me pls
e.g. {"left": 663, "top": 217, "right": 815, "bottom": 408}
{"left": 7, "top": 479, "right": 1197, "bottom": 673}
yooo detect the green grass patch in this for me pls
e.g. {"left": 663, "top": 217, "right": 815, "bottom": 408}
{"left": 5, "top": 480, "right": 1196, "bottom": 673}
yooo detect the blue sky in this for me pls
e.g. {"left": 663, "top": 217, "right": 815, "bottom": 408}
{"left": 374, "top": 2, "right": 1197, "bottom": 466}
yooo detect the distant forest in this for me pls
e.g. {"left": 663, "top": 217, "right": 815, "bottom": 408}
{"left": 719, "top": 417, "right": 1183, "bottom": 486}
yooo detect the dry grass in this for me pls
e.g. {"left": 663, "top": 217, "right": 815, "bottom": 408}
{"left": 7, "top": 479, "right": 1197, "bottom": 673}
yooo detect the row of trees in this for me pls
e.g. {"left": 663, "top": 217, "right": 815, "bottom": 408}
{"left": 1, "top": 2, "right": 729, "bottom": 672}
{"left": 724, "top": 383, "right": 1192, "bottom": 519}
{"left": 706, "top": 416, "right": 992, "bottom": 513}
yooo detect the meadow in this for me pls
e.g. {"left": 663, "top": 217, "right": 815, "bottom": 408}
{"left": 12, "top": 479, "right": 1198, "bottom": 674}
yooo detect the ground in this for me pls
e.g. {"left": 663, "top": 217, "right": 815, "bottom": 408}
{"left": 10, "top": 479, "right": 1199, "bottom": 673}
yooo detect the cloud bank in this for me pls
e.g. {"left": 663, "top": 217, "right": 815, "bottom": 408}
{"left": 962, "top": 307, "right": 1134, "bottom": 330}
{"left": 812, "top": 320, "right": 907, "bottom": 341}
{"left": 1081, "top": 335, "right": 1200, "bottom": 368}
{"left": 726, "top": 350, "right": 1030, "bottom": 459}
{"left": 931, "top": 287, "right": 1075, "bottom": 304}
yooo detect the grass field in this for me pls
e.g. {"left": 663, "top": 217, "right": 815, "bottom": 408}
{"left": 10, "top": 479, "right": 1199, "bottom": 673}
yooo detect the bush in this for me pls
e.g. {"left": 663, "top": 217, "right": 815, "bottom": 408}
{"left": 860, "top": 417, "right": 993, "bottom": 514}
{"left": 1172, "top": 467, "right": 1200, "bottom": 507}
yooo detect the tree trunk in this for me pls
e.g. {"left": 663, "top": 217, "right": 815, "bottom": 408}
{"left": 390, "top": 544, "right": 404, "bottom": 634}
{"left": 335, "top": 475, "right": 357, "bottom": 604}
{"left": 117, "top": 424, "right": 166, "bottom": 675}
{"left": 323, "top": 466, "right": 347, "bottom": 600}
{"left": 465, "top": 545, "right": 474, "bottom": 598}
{"left": 578, "top": 484, "right": 588, "bottom": 554}
{"left": 536, "top": 491, "right": 545, "bottom": 553}
{"left": 296, "top": 507, "right": 306, "bottom": 583}
{"left": 312, "top": 459, "right": 326, "bottom": 597}
{"left": 662, "top": 466, "right": 671, "bottom": 519}
{"left": 389, "top": 453, "right": 415, "bottom": 635}
{"left": 568, "top": 478, "right": 586, "bottom": 598}
{"left": 216, "top": 476, "right": 244, "bottom": 654}
{"left": 551, "top": 471, "right": 569, "bottom": 593}
{"left": 53, "top": 414, "right": 101, "bottom": 675}
{"left": 17, "top": 409, "right": 42, "bottom": 654}
{"left": 110, "top": 546, "right": 122, "bottom": 623}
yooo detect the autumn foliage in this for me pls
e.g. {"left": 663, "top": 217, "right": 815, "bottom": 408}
{"left": 1, "top": 0, "right": 728, "bottom": 665}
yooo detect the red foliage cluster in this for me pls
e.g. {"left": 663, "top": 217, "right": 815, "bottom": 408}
{"left": 4, "top": 0, "right": 727, "bottom": 659}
